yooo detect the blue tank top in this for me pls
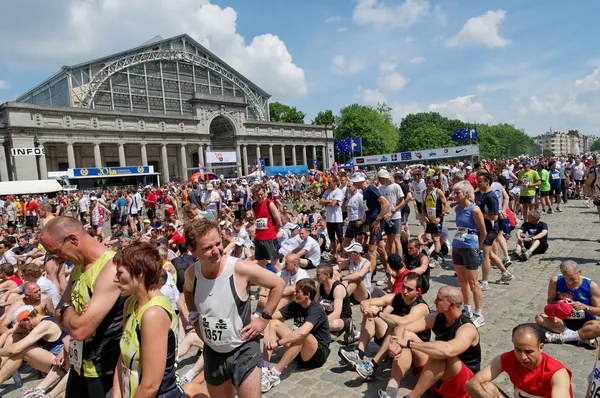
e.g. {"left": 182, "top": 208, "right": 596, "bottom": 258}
{"left": 37, "top": 316, "right": 68, "bottom": 351}
{"left": 549, "top": 169, "right": 561, "bottom": 189}
{"left": 556, "top": 276, "right": 596, "bottom": 320}
{"left": 453, "top": 203, "right": 479, "bottom": 250}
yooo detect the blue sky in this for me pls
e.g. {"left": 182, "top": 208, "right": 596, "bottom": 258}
{"left": 1, "top": 0, "right": 600, "bottom": 136}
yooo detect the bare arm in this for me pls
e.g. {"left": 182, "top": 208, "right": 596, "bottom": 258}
{"left": 550, "top": 368, "right": 572, "bottom": 398}
{"left": 342, "top": 260, "right": 371, "bottom": 283}
{"left": 465, "top": 355, "right": 504, "bottom": 397}
{"left": 279, "top": 321, "right": 314, "bottom": 346}
{"left": 268, "top": 202, "right": 282, "bottom": 232}
{"left": 404, "top": 322, "right": 478, "bottom": 360}
{"left": 379, "top": 303, "right": 429, "bottom": 329}
{"left": 0, "top": 321, "right": 53, "bottom": 356}
{"left": 327, "top": 284, "right": 345, "bottom": 323}
{"left": 472, "top": 206, "right": 487, "bottom": 247}
{"left": 546, "top": 276, "right": 558, "bottom": 305}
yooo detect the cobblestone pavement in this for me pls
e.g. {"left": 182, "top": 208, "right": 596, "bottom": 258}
{"left": 3, "top": 200, "right": 600, "bottom": 397}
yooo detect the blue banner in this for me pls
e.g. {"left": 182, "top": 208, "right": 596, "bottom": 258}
{"left": 351, "top": 137, "right": 362, "bottom": 153}
{"left": 72, "top": 166, "right": 151, "bottom": 177}
{"left": 259, "top": 158, "right": 265, "bottom": 170}
{"left": 313, "top": 159, "right": 317, "bottom": 168}
{"left": 265, "top": 165, "right": 308, "bottom": 177}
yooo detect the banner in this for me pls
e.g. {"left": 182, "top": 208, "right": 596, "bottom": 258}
{"left": 352, "top": 145, "right": 479, "bottom": 166}
{"left": 69, "top": 166, "right": 154, "bottom": 178}
{"left": 205, "top": 151, "right": 237, "bottom": 163}
{"left": 11, "top": 148, "right": 45, "bottom": 157}
{"left": 265, "top": 165, "right": 308, "bottom": 177}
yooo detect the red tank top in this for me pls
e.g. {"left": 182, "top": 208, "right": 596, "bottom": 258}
{"left": 8, "top": 275, "right": 22, "bottom": 287}
{"left": 253, "top": 199, "right": 277, "bottom": 241}
{"left": 500, "top": 351, "right": 572, "bottom": 398}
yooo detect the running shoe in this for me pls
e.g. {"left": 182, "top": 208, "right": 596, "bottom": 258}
{"left": 580, "top": 338, "right": 599, "bottom": 350}
{"left": 502, "top": 258, "right": 513, "bottom": 268}
{"left": 471, "top": 314, "right": 485, "bottom": 328}
{"left": 355, "top": 359, "right": 375, "bottom": 380}
{"left": 556, "top": 207, "right": 563, "bottom": 212}
{"left": 261, "top": 369, "right": 281, "bottom": 393}
{"left": 378, "top": 390, "right": 391, "bottom": 398}
{"left": 339, "top": 348, "right": 363, "bottom": 368}
{"left": 544, "top": 331, "right": 565, "bottom": 344}
{"left": 480, "top": 281, "right": 489, "bottom": 291}
{"left": 344, "top": 320, "right": 357, "bottom": 345}
{"left": 498, "top": 271, "right": 514, "bottom": 283}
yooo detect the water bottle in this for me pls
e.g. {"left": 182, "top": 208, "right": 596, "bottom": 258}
{"left": 478, "top": 250, "right": 484, "bottom": 267}
{"left": 12, "top": 371, "right": 23, "bottom": 388}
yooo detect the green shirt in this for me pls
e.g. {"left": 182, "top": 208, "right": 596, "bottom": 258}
{"left": 518, "top": 170, "right": 540, "bottom": 197}
{"left": 539, "top": 169, "right": 550, "bottom": 192}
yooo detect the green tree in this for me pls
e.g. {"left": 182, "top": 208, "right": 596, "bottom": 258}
{"left": 335, "top": 103, "right": 398, "bottom": 156}
{"left": 312, "top": 110, "right": 335, "bottom": 127}
{"left": 592, "top": 139, "right": 600, "bottom": 152}
{"left": 269, "top": 102, "right": 305, "bottom": 124}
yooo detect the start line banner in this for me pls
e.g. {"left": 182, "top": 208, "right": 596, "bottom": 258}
{"left": 352, "top": 144, "right": 479, "bottom": 166}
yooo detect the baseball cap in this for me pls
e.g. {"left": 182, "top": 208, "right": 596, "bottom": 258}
{"left": 13, "top": 305, "right": 34, "bottom": 326}
{"left": 522, "top": 160, "right": 531, "bottom": 165}
{"left": 90, "top": 196, "right": 98, "bottom": 201}
{"left": 377, "top": 169, "right": 391, "bottom": 179}
{"left": 235, "top": 237, "right": 245, "bottom": 246}
{"left": 388, "top": 253, "right": 403, "bottom": 270}
{"left": 143, "top": 219, "right": 151, "bottom": 224}
{"left": 344, "top": 242, "right": 363, "bottom": 253}
{"left": 241, "top": 179, "right": 248, "bottom": 185}
{"left": 465, "top": 165, "right": 473, "bottom": 170}
{"left": 544, "top": 302, "right": 574, "bottom": 320}
{"left": 350, "top": 173, "right": 366, "bottom": 183}
{"left": 206, "top": 183, "right": 214, "bottom": 189}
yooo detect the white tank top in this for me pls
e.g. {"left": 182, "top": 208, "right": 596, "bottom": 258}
{"left": 348, "top": 258, "right": 371, "bottom": 293}
{"left": 193, "top": 256, "right": 250, "bottom": 353}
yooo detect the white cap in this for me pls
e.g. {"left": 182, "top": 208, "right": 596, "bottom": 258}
{"left": 377, "top": 169, "right": 391, "bottom": 179}
{"left": 206, "top": 183, "right": 214, "bottom": 189}
{"left": 350, "top": 173, "right": 366, "bottom": 183}
{"left": 344, "top": 242, "right": 363, "bottom": 253}
{"left": 241, "top": 179, "right": 248, "bottom": 185}
{"left": 466, "top": 165, "right": 473, "bottom": 170}
{"left": 90, "top": 196, "right": 98, "bottom": 201}
{"left": 12, "top": 305, "right": 34, "bottom": 326}
{"left": 235, "top": 237, "right": 245, "bottom": 246}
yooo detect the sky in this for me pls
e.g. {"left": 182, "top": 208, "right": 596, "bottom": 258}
{"left": 1, "top": 0, "right": 600, "bottom": 137}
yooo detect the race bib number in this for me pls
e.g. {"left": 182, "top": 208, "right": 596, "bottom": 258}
{"left": 588, "top": 359, "right": 600, "bottom": 398}
{"left": 121, "top": 360, "right": 131, "bottom": 398}
{"left": 256, "top": 218, "right": 268, "bottom": 230}
{"left": 552, "top": 174, "right": 560, "bottom": 180}
{"left": 522, "top": 177, "right": 530, "bottom": 185}
{"left": 513, "top": 387, "right": 543, "bottom": 398}
{"left": 568, "top": 309, "right": 586, "bottom": 320}
{"left": 426, "top": 208, "right": 436, "bottom": 217}
{"left": 201, "top": 317, "right": 232, "bottom": 346}
{"left": 454, "top": 227, "right": 468, "bottom": 242}
{"left": 69, "top": 339, "right": 83, "bottom": 369}
{"left": 319, "top": 299, "right": 334, "bottom": 313}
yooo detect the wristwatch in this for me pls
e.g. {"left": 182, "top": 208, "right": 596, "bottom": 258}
{"left": 59, "top": 302, "right": 73, "bottom": 318}
{"left": 586, "top": 306, "right": 591, "bottom": 312}
{"left": 189, "top": 311, "right": 200, "bottom": 324}
{"left": 407, "top": 339, "right": 413, "bottom": 349}
{"left": 376, "top": 309, "right": 383, "bottom": 318}
{"left": 261, "top": 312, "right": 273, "bottom": 320}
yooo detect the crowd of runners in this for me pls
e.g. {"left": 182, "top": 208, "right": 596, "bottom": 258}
{"left": 0, "top": 153, "right": 600, "bottom": 397}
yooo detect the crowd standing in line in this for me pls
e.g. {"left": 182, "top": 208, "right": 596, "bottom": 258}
{"left": 0, "top": 154, "right": 600, "bottom": 397}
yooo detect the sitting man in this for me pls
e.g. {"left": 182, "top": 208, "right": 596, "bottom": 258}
{"left": 403, "top": 239, "right": 431, "bottom": 294}
{"left": 340, "top": 272, "right": 430, "bottom": 381}
{"left": 466, "top": 324, "right": 572, "bottom": 397}
{"left": 0, "top": 305, "right": 68, "bottom": 386}
{"left": 270, "top": 254, "right": 310, "bottom": 310}
{"left": 515, "top": 210, "right": 549, "bottom": 260}
{"left": 0, "top": 282, "right": 54, "bottom": 334}
{"left": 335, "top": 242, "right": 372, "bottom": 304}
{"left": 536, "top": 260, "right": 599, "bottom": 349}
{"left": 314, "top": 264, "right": 355, "bottom": 344}
{"left": 292, "top": 228, "right": 321, "bottom": 269}
{"left": 380, "top": 286, "right": 481, "bottom": 398}
{"left": 261, "top": 279, "right": 331, "bottom": 393}
{"left": 0, "top": 262, "right": 22, "bottom": 294}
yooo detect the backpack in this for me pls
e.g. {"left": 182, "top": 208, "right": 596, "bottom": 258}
{"left": 172, "top": 254, "right": 197, "bottom": 292}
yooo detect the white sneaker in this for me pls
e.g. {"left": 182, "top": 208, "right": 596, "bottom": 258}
{"left": 471, "top": 314, "right": 485, "bottom": 328}
{"left": 498, "top": 272, "right": 514, "bottom": 282}
{"left": 376, "top": 279, "right": 388, "bottom": 287}
{"left": 480, "top": 281, "right": 489, "bottom": 291}
{"left": 261, "top": 369, "right": 281, "bottom": 393}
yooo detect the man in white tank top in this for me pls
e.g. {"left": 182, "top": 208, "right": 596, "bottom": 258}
{"left": 183, "top": 218, "right": 284, "bottom": 398}
{"left": 336, "top": 242, "right": 372, "bottom": 304}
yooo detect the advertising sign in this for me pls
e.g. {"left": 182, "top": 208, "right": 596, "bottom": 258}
{"left": 351, "top": 145, "right": 479, "bottom": 166}
{"left": 205, "top": 151, "right": 237, "bottom": 163}
{"left": 70, "top": 166, "right": 154, "bottom": 178}
{"left": 11, "top": 148, "right": 45, "bottom": 157}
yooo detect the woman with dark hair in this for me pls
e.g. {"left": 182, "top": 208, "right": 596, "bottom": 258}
{"left": 112, "top": 242, "right": 183, "bottom": 398}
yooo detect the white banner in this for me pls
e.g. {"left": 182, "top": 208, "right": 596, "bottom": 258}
{"left": 206, "top": 151, "right": 237, "bottom": 163}
{"left": 11, "top": 147, "right": 45, "bottom": 157}
{"left": 352, "top": 145, "right": 479, "bottom": 166}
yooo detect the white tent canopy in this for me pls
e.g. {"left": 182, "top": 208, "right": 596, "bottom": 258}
{"left": 0, "top": 180, "right": 63, "bottom": 195}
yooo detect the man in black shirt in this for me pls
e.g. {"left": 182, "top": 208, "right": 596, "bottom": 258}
{"left": 394, "top": 172, "right": 413, "bottom": 230}
{"left": 11, "top": 235, "right": 37, "bottom": 257}
{"left": 515, "top": 210, "right": 549, "bottom": 260}
{"left": 261, "top": 279, "right": 331, "bottom": 393}
{"left": 380, "top": 286, "right": 481, "bottom": 398}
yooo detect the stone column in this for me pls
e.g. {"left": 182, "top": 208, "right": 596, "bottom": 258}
{"left": 197, "top": 145, "right": 204, "bottom": 168}
{"left": 256, "top": 145, "right": 261, "bottom": 169}
{"left": 67, "top": 142, "right": 76, "bottom": 169}
{"left": 180, "top": 144, "right": 188, "bottom": 180}
{"left": 93, "top": 142, "right": 102, "bottom": 168}
{"left": 205, "top": 145, "right": 211, "bottom": 171}
{"left": 280, "top": 145, "right": 286, "bottom": 166}
{"left": 269, "top": 145, "right": 274, "bottom": 166}
{"left": 161, "top": 144, "right": 170, "bottom": 183}
{"left": 292, "top": 145, "right": 297, "bottom": 166}
{"left": 321, "top": 145, "right": 327, "bottom": 170}
{"left": 118, "top": 143, "right": 126, "bottom": 167}
{"left": 242, "top": 145, "right": 249, "bottom": 175}
{"left": 140, "top": 143, "right": 148, "bottom": 166}
{"left": 302, "top": 145, "right": 308, "bottom": 166}
{"left": 0, "top": 142, "right": 8, "bottom": 181}
{"left": 312, "top": 146, "right": 317, "bottom": 169}
{"left": 37, "top": 142, "right": 47, "bottom": 180}
{"left": 235, "top": 145, "right": 242, "bottom": 178}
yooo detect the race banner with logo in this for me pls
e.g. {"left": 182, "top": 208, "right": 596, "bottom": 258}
{"left": 351, "top": 145, "right": 479, "bottom": 166}
{"left": 69, "top": 166, "right": 154, "bottom": 178}
{"left": 206, "top": 151, "right": 237, "bottom": 163}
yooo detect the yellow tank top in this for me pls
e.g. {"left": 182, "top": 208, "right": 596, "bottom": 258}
{"left": 120, "top": 296, "right": 179, "bottom": 398}
{"left": 424, "top": 190, "right": 438, "bottom": 222}
{"left": 162, "top": 261, "right": 176, "bottom": 284}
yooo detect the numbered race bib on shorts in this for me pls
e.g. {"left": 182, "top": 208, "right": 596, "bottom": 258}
{"left": 568, "top": 309, "right": 586, "bottom": 320}
{"left": 588, "top": 358, "right": 600, "bottom": 397}
{"left": 201, "top": 316, "right": 232, "bottom": 346}
{"left": 256, "top": 218, "right": 268, "bottom": 230}
{"left": 121, "top": 360, "right": 131, "bottom": 398}
{"left": 69, "top": 339, "right": 83, "bottom": 369}
{"left": 455, "top": 227, "right": 468, "bottom": 242}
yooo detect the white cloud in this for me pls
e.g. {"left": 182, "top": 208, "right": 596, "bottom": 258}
{"left": 410, "top": 56, "right": 426, "bottom": 64}
{"left": 358, "top": 88, "right": 387, "bottom": 105}
{"left": 389, "top": 102, "right": 421, "bottom": 121}
{"left": 429, "top": 95, "right": 493, "bottom": 122}
{"left": 0, "top": 0, "right": 307, "bottom": 99}
{"left": 337, "top": 27, "right": 349, "bottom": 33}
{"left": 331, "top": 55, "right": 365, "bottom": 76}
{"left": 325, "top": 16, "right": 341, "bottom": 23}
{"left": 353, "top": 0, "right": 430, "bottom": 29}
{"left": 0, "top": 81, "right": 9, "bottom": 90}
{"left": 446, "top": 10, "right": 509, "bottom": 48}
{"left": 377, "top": 62, "right": 408, "bottom": 92}
{"left": 433, "top": 5, "right": 446, "bottom": 27}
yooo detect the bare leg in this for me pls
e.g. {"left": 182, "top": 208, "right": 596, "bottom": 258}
{"left": 408, "top": 356, "right": 463, "bottom": 398}
{"left": 236, "top": 366, "right": 261, "bottom": 398}
{"left": 576, "top": 320, "right": 600, "bottom": 340}
{"left": 535, "top": 314, "right": 566, "bottom": 333}
{"left": 206, "top": 379, "right": 237, "bottom": 398}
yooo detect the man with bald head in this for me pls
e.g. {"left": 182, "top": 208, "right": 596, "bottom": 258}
{"left": 379, "top": 286, "right": 481, "bottom": 398}
{"left": 467, "top": 324, "right": 572, "bottom": 397}
{"left": 0, "top": 282, "right": 54, "bottom": 334}
{"left": 41, "top": 216, "right": 127, "bottom": 398}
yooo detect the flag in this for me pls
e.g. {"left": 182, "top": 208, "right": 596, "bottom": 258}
{"left": 351, "top": 137, "right": 362, "bottom": 153}
{"left": 469, "top": 124, "right": 478, "bottom": 140}
{"left": 334, "top": 138, "right": 352, "bottom": 152}
{"left": 451, "top": 128, "right": 468, "bottom": 141}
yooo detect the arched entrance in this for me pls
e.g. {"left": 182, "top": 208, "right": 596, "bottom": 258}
{"left": 205, "top": 115, "right": 238, "bottom": 177}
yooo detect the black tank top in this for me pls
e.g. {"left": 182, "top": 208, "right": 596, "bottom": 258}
{"left": 391, "top": 295, "right": 431, "bottom": 342}
{"left": 37, "top": 316, "right": 68, "bottom": 351}
{"left": 432, "top": 313, "right": 481, "bottom": 373}
{"left": 405, "top": 252, "right": 430, "bottom": 294}
{"left": 319, "top": 281, "right": 352, "bottom": 320}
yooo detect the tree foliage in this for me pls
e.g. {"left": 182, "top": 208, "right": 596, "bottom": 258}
{"left": 312, "top": 110, "right": 336, "bottom": 127}
{"left": 592, "top": 139, "right": 600, "bottom": 152}
{"left": 334, "top": 103, "right": 398, "bottom": 156}
{"left": 269, "top": 102, "right": 305, "bottom": 124}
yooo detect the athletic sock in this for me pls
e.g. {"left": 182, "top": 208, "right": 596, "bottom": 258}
{"left": 474, "top": 308, "right": 483, "bottom": 316}
{"left": 370, "top": 360, "right": 379, "bottom": 371}
{"left": 463, "top": 305, "right": 472, "bottom": 315}
{"left": 563, "top": 328, "right": 581, "bottom": 342}
{"left": 272, "top": 367, "right": 282, "bottom": 376}
{"left": 185, "top": 369, "right": 199, "bottom": 382}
